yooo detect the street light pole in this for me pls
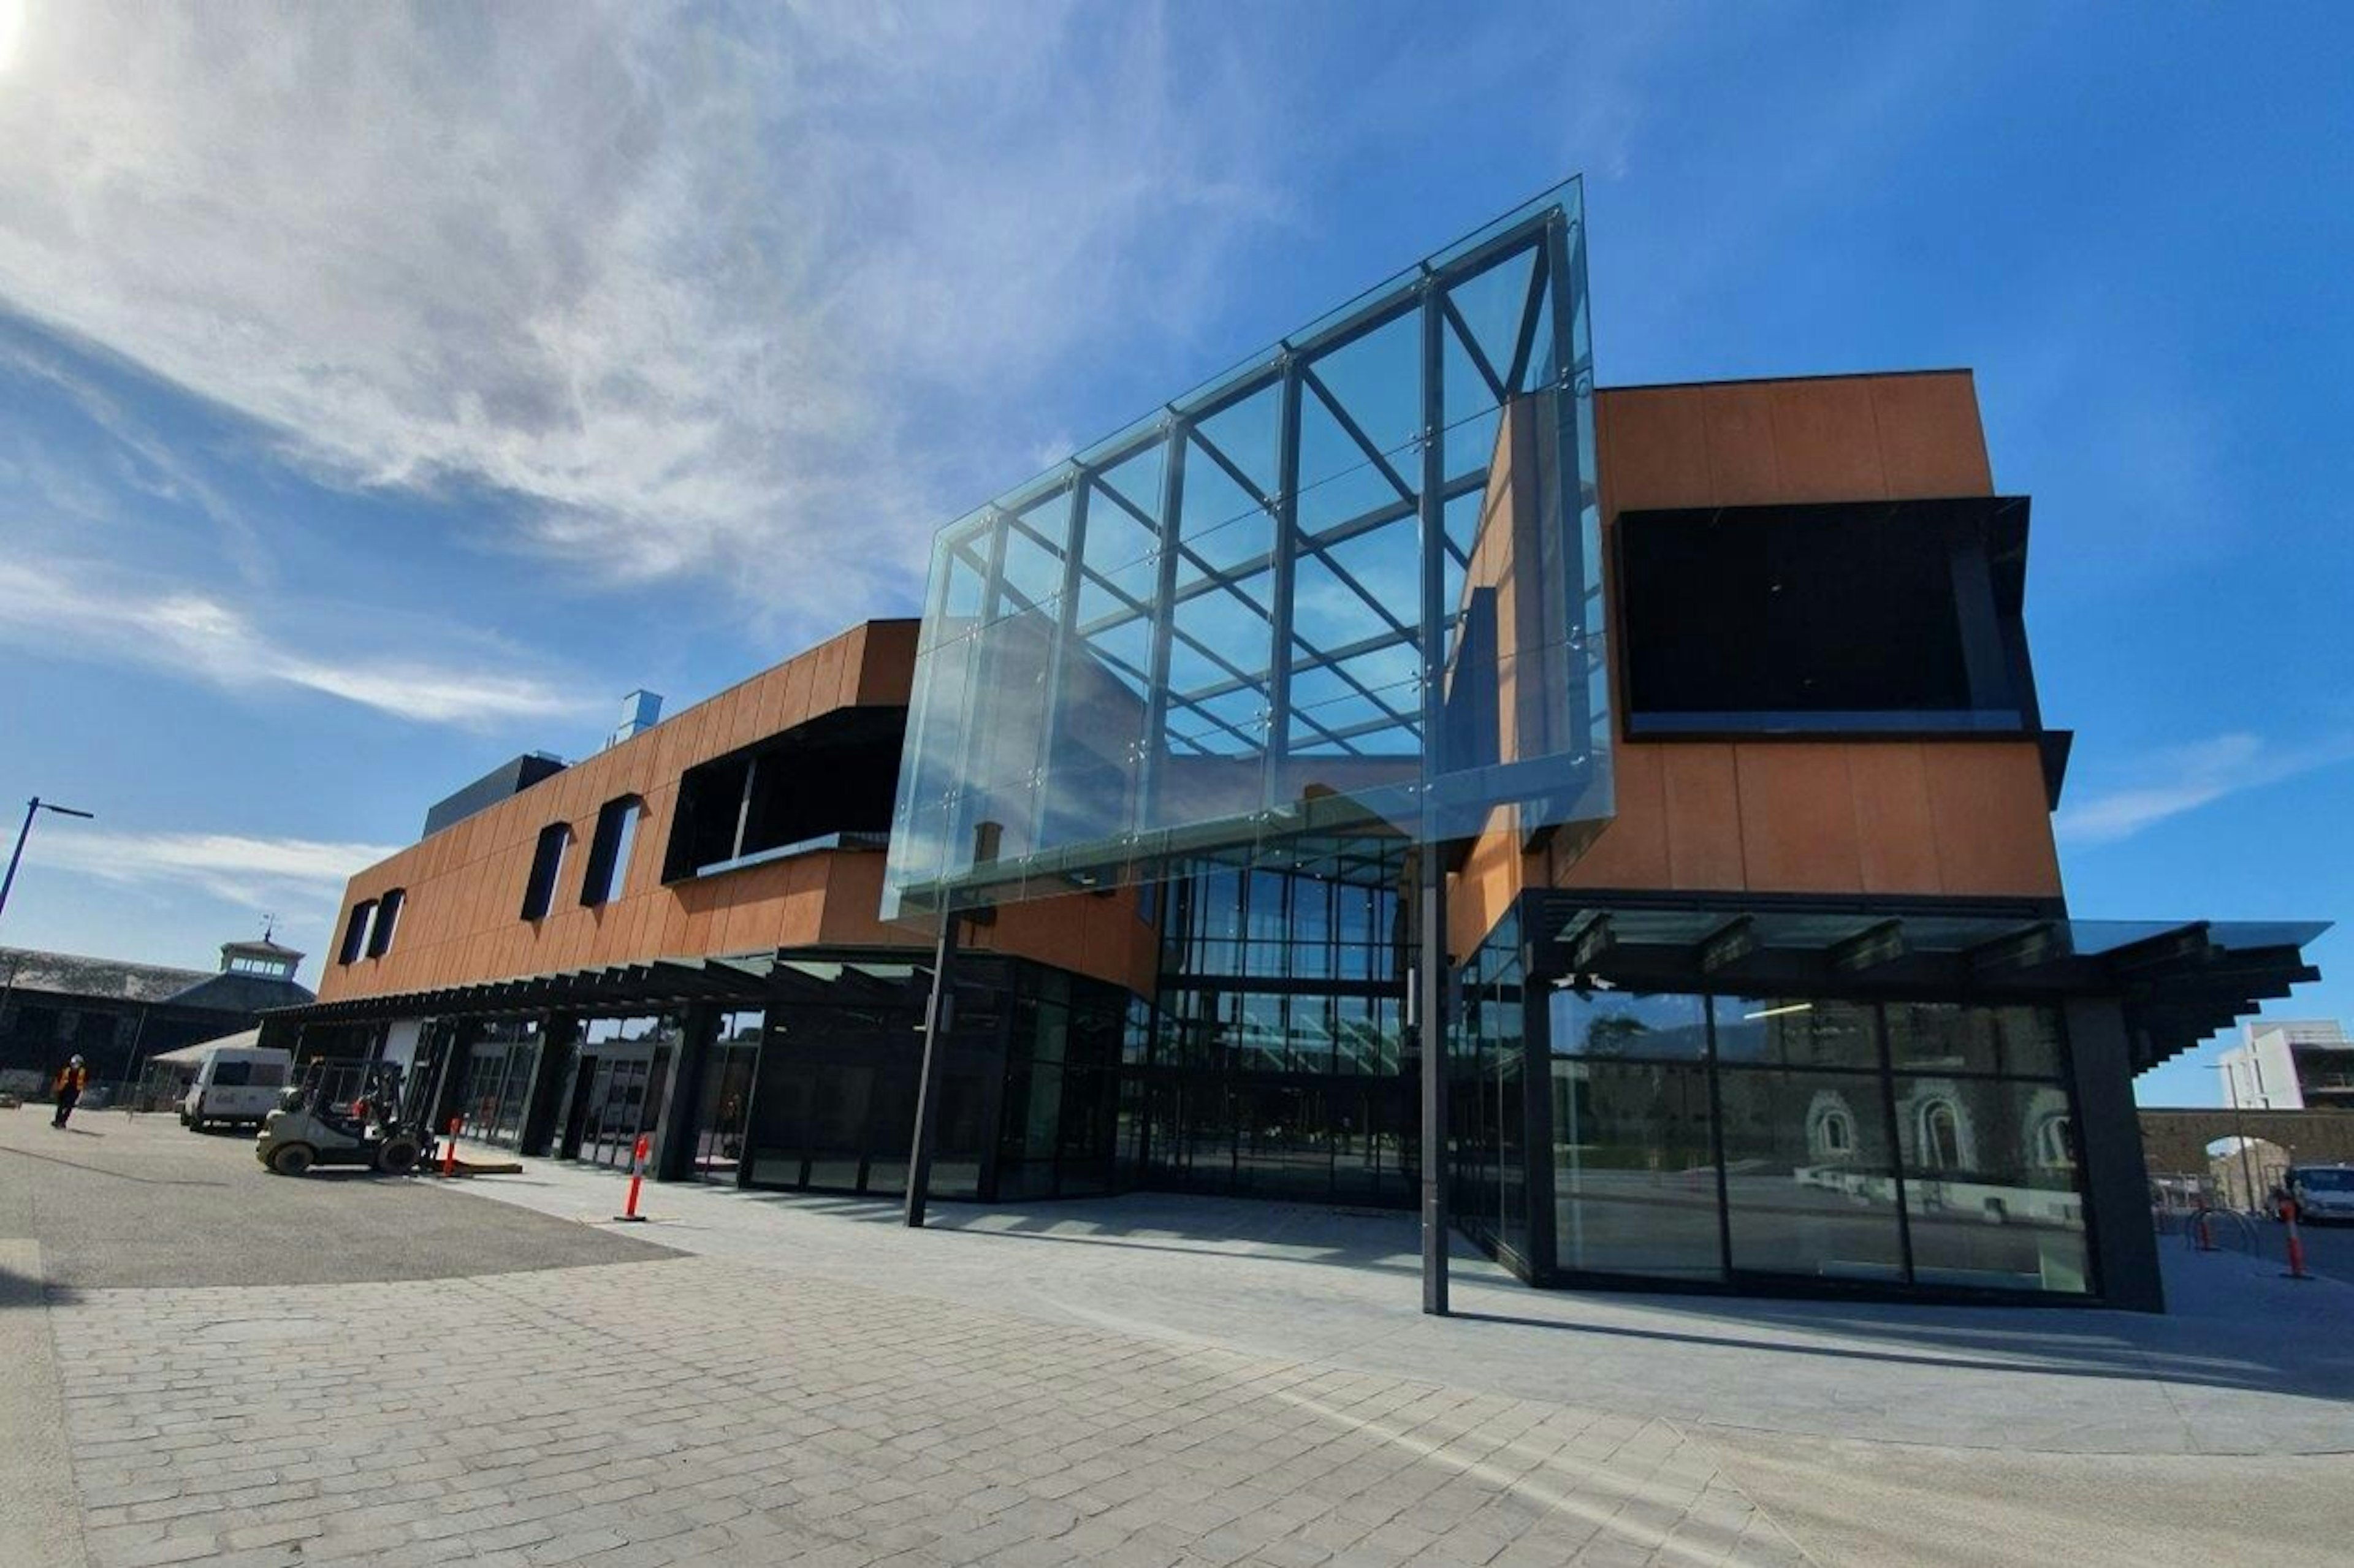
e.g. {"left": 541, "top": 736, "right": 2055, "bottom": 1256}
{"left": 2217, "top": 1061, "right": 2260, "bottom": 1212}
{"left": 0, "top": 796, "right": 97, "bottom": 936}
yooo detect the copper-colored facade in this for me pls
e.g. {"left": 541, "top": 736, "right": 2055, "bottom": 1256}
{"left": 1452, "top": 371, "right": 2059, "bottom": 957}
{"left": 326, "top": 370, "right": 2053, "bottom": 1007}
{"left": 319, "top": 620, "right": 1157, "bottom": 1005}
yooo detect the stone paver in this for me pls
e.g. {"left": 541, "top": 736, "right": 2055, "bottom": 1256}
{"left": 50, "top": 1257, "right": 1813, "bottom": 1567}
{"left": 436, "top": 1149, "right": 2354, "bottom": 1458}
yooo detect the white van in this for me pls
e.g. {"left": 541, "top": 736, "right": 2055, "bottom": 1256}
{"left": 181, "top": 1046, "right": 294, "bottom": 1132}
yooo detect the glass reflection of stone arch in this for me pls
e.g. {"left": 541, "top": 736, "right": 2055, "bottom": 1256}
{"left": 2035, "top": 1113, "right": 2075, "bottom": 1168}
{"left": 1918, "top": 1098, "right": 1970, "bottom": 1171}
{"left": 884, "top": 179, "right": 1610, "bottom": 920}
{"left": 1807, "top": 1092, "right": 1857, "bottom": 1163}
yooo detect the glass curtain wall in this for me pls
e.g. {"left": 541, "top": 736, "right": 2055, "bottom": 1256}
{"left": 994, "top": 967, "right": 1128, "bottom": 1199}
{"left": 1531, "top": 990, "right": 2093, "bottom": 1295}
{"left": 1134, "top": 856, "right": 1413, "bottom": 1206}
{"left": 744, "top": 958, "right": 1132, "bottom": 1201}
{"left": 745, "top": 984, "right": 932, "bottom": 1197}
{"left": 1451, "top": 909, "right": 1531, "bottom": 1265}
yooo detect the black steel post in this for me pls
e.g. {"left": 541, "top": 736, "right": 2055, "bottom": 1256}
{"left": 519, "top": 1014, "right": 581, "bottom": 1158}
{"left": 904, "top": 913, "right": 961, "bottom": 1228}
{"left": 427, "top": 1017, "right": 479, "bottom": 1136}
{"left": 2062, "top": 999, "right": 2165, "bottom": 1311}
{"left": 652, "top": 1004, "right": 720, "bottom": 1182}
{"left": 1420, "top": 864, "right": 1450, "bottom": 1315}
{"left": 1518, "top": 924, "right": 1557, "bottom": 1283}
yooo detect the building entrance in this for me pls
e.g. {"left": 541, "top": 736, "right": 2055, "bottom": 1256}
{"left": 560, "top": 1013, "right": 680, "bottom": 1168}
{"left": 686, "top": 1010, "right": 763, "bottom": 1181}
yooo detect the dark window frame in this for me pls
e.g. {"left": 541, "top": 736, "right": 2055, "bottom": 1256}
{"left": 661, "top": 709, "right": 905, "bottom": 884}
{"left": 1614, "top": 497, "right": 2041, "bottom": 739}
{"left": 520, "top": 824, "right": 573, "bottom": 921}
{"left": 338, "top": 900, "right": 377, "bottom": 965}
{"left": 580, "top": 796, "right": 645, "bottom": 908}
{"left": 365, "top": 888, "right": 405, "bottom": 957}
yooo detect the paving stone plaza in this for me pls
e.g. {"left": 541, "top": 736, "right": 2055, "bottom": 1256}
{"left": 57, "top": 1262, "right": 1803, "bottom": 1568}
{"left": 8, "top": 1109, "right": 2352, "bottom": 1568}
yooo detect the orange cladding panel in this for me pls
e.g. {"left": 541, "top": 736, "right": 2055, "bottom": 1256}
{"left": 1847, "top": 745, "right": 1945, "bottom": 894}
{"left": 1867, "top": 375, "right": 1994, "bottom": 497}
{"left": 1762, "top": 379, "right": 1888, "bottom": 502}
{"left": 1734, "top": 747, "right": 1865, "bottom": 892}
{"left": 1598, "top": 387, "right": 1714, "bottom": 511}
{"left": 1697, "top": 383, "right": 1782, "bottom": 498}
{"left": 1924, "top": 744, "right": 2062, "bottom": 897}
{"left": 1661, "top": 745, "right": 1748, "bottom": 890}
{"left": 1553, "top": 742, "right": 1670, "bottom": 889}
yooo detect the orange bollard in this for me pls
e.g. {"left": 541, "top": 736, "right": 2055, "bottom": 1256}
{"left": 2284, "top": 1209, "right": 2314, "bottom": 1282}
{"left": 615, "top": 1133, "right": 651, "bottom": 1222}
{"left": 441, "top": 1116, "right": 462, "bottom": 1177}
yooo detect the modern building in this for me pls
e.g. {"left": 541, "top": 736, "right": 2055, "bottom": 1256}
{"left": 276, "top": 179, "right": 2328, "bottom": 1312}
{"left": 0, "top": 935, "right": 314, "bottom": 1093}
{"left": 2218, "top": 1019, "right": 2354, "bottom": 1110}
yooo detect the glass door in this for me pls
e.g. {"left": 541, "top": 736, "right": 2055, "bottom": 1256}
{"left": 691, "top": 1013, "right": 763, "bottom": 1182}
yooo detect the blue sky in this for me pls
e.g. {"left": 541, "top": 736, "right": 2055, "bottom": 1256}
{"left": 0, "top": 2, "right": 2345, "bottom": 1106}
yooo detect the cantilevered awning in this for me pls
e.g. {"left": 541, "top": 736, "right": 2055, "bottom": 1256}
{"left": 266, "top": 953, "right": 790, "bottom": 1025}
{"left": 263, "top": 943, "right": 998, "bottom": 1030}
{"left": 1527, "top": 896, "right": 2328, "bottom": 1075}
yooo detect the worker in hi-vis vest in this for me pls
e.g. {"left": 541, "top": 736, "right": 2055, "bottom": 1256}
{"left": 51, "top": 1054, "right": 88, "bottom": 1129}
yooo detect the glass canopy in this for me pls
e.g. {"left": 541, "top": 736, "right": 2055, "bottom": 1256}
{"left": 884, "top": 178, "right": 1610, "bottom": 919}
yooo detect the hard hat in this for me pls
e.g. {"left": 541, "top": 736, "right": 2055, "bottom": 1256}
{"left": 69, "top": 1054, "right": 83, "bottom": 1065}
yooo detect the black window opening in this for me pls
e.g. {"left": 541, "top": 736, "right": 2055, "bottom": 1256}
{"left": 1616, "top": 497, "right": 2040, "bottom": 736}
{"left": 338, "top": 900, "right": 376, "bottom": 965}
{"left": 580, "top": 797, "right": 644, "bottom": 907}
{"left": 663, "top": 708, "right": 905, "bottom": 883}
{"left": 520, "top": 823, "right": 572, "bottom": 920}
{"left": 365, "top": 888, "right": 405, "bottom": 957}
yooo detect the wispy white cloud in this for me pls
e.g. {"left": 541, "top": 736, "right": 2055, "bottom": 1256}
{"left": 2055, "top": 731, "right": 2354, "bottom": 847}
{"left": 24, "top": 828, "right": 399, "bottom": 914}
{"left": 0, "top": 558, "right": 595, "bottom": 726}
{"left": 0, "top": 335, "right": 276, "bottom": 580}
{"left": 0, "top": 2, "right": 1284, "bottom": 630}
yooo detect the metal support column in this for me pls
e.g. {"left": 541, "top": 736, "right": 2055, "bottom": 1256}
{"left": 428, "top": 1017, "right": 480, "bottom": 1137}
{"left": 2062, "top": 999, "right": 2165, "bottom": 1312}
{"left": 1262, "top": 352, "right": 1303, "bottom": 806}
{"left": 1519, "top": 922, "right": 1558, "bottom": 1283}
{"left": 1133, "top": 418, "right": 1189, "bottom": 832}
{"left": 1419, "top": 864, "right": 1450, "bottom": 1315}
{"left": 904, "top": 913, "right": 961, "bottom": 1228}
{"left": 519, "top": 1014, "right": 579, "bottom": 1158}
{"left": 652, "top": 1003, "right": 720, "bottom": 1182}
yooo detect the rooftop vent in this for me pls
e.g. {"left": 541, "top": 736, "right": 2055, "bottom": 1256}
{"left": 609, "top": 690, "right": 663, "bottom": 750}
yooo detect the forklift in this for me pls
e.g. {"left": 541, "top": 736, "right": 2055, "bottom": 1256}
{"left": 254, "top": 1058, "right": 429, "bottom": 1176}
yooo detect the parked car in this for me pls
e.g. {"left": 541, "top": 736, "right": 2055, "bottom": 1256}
{"left": 2282, "top": 1165, "right": 2354, "bottom": 1224}
{"left": 180, "top": 1045, "right": 294, "bottom": 1133}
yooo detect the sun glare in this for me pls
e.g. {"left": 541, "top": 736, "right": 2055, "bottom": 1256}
{"left": 0, "top": 0, "right": 27, "bottom": 76}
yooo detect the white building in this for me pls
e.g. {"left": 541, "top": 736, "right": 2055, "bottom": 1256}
{"left": 2218, "top": 1019, "right": 2354, "bottom": 1111}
